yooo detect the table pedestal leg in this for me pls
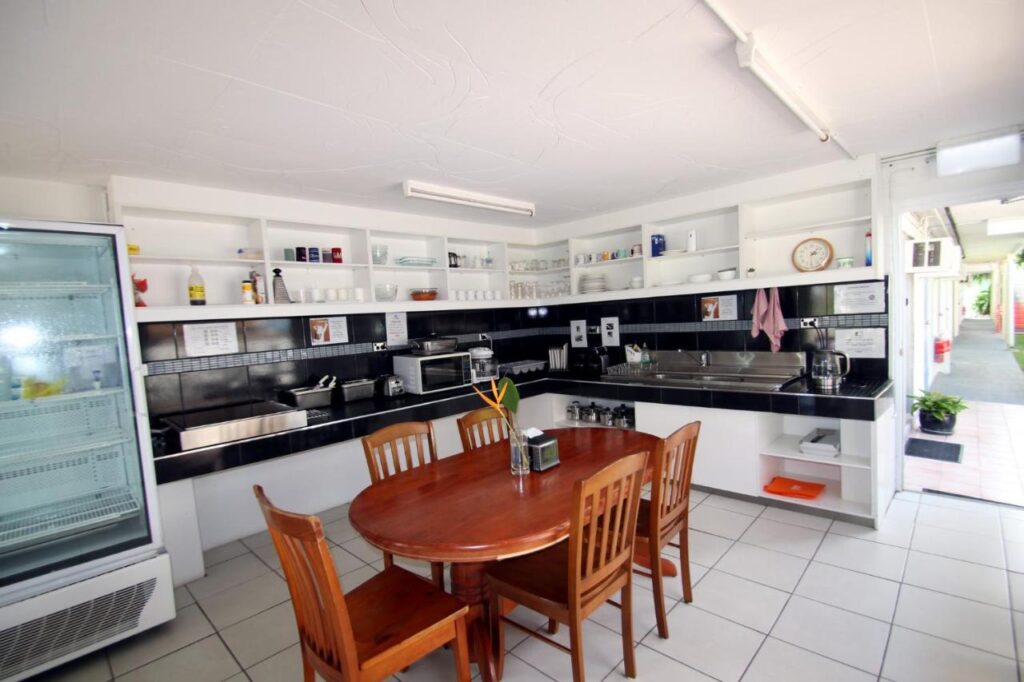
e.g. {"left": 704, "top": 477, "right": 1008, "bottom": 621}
{"left": 450, "top": 562, "right": 498, "bottom": 682}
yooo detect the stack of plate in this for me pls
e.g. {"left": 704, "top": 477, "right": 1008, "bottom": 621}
{"left": 579, "top": 274, "right": 607, "bottom": 293}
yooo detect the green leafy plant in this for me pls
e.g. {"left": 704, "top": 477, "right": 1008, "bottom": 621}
{"left": 974, "top": 288, "right": 991, "bottom": 316}
{"left": 1016, "top": 248, "right": 1023, "bottom": 268}
{"left": 910, "top": 390, "right": 967, "bottom": 421}
{"left": 496, "top": 376, "right": 520, "bottom": 414}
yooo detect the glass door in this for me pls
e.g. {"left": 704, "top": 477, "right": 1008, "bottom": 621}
{"left": 0, "top": 227, "right": 150, "bottom": 587}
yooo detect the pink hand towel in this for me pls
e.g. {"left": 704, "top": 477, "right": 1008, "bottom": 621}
{"left": 750, "top": 287, "right": 788, "bottom": 352}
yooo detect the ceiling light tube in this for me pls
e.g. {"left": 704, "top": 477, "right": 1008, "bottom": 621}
{"left": 703, "top": 0, "right": 853, "bottom": 158}
{"left": 402, "top": 181, "right": 535, "bottom": 217}
{"left": 936, "top": 129, "right": 1021, "bottom": 177}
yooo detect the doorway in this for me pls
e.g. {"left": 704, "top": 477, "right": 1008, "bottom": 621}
{"left": 900, "top": 199, "right": 1024, "bottom": 505}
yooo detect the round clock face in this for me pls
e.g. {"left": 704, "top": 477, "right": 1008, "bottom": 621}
{"left": 792, "top": 238, "right": 834, "bottom": 272}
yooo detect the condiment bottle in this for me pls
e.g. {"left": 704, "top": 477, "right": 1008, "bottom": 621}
{"left": 188, "top": 266, "right": 207, "bottom": 306}
{"left": 241, "top": 280, "right": 255, "bottom": 304}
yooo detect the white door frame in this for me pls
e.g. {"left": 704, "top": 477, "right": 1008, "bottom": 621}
{"left": 884, "top": 160, "right": 1024, "bottom": 492}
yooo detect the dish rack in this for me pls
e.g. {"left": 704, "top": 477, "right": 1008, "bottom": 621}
{"left": 499, "top": 360, "right": 547, "bottom": 376}
{"left": 606, "top": 362, "right": 657, "bottom": 377}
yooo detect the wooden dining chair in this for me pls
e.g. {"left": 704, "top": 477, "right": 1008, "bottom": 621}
{"left": 633, "top": 420, "right": 701, "bottom": 639}
{"left": 361, "top": 421, "right": 445, "bottom": 588}
{"left": 457, "top": 405, "right": 512, "bottom": 452}
{"left": 485, "top": 451, "right": 649, "bottom": 681}
{"left": 252, "top": 485, "right": 471, "bottom": 682}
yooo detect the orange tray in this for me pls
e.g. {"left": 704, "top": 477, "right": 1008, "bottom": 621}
{"left": 763, "top": 476, "right": 825, "bottom": 500}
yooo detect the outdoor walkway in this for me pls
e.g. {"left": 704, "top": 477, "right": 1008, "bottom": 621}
{"left": 904, "top": 400, "right": 1024, "bottom": 505}
{"left": 931, "top": 318, "right": 1024, "bottom": 405}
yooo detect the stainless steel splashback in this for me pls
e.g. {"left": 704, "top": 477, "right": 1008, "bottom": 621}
{"left": 650, "top": 350, "right": 806, "bottom": 374}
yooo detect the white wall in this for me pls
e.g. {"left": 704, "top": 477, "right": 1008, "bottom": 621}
{"left": 0, "top": 176, "right": 108, "bottom": 223}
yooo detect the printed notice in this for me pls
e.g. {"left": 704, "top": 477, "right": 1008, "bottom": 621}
{"left": 182, "top": 322, "right": 239, "bottom": 357}
{"left": 701, "top": 294, "right": 738, "bottom": 321}
{"left": 385, "top": 312, "right": 408, "bottom": 346}
{"left": 834, "top": 282, "right": 885, "bottom": 314}
{"left": 601, "top": 317, "right": 620, "bottom": 347}
{"left": 309, "top": 316, "right": 349, "bottom": 346}
{"left": 570, "top": 320, "right": 587, "bottom": 348}
{"left": 834, "top": 328, "right": 886, "bottom": 358}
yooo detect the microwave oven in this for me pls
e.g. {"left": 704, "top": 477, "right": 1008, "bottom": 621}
{"left": 393, "top": 352, "right": 472, "bottom": 394}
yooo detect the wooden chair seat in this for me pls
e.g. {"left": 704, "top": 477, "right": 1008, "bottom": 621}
{"left": 253, "top": 485, "right": 471, "bottom": 681}
{"left": 346, "top": 566, "right": 468, "bottom": 670}
{"left": 485, "top": 451, "right": 648, "bottom": 681}
{"left": 485, "top": 541, "right": 571, "bottom": 613}
{"left": 361, "top": 421, "right": 446, "bottom": 589}
{"left": 632, "top": 421, "right": 700, "bottom": 640}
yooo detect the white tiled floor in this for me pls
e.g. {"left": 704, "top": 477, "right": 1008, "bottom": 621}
{"left": 36, "top": 490, "right": 1024, "bottom": 682}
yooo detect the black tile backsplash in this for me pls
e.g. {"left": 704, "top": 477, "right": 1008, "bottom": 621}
{"left": 142, "top": 279, "right": 889, "bottom": 422}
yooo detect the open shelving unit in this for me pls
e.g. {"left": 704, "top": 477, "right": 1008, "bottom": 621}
{"left": 114, "top": 171, "right": 883, "bottom": 322}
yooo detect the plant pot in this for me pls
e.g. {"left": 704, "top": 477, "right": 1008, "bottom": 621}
{"left": 919, "top": 411, "right": 957, "bottom": 435}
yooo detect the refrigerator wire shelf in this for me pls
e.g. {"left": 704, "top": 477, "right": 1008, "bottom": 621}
{"left": 0, "top": 394, "right": 124, "bottom": 454}
{"left": 0, "top": 283, "right": 111, "bottom": 299}
{"left": 0, "top": 488, "right": 141, "bottom": 554}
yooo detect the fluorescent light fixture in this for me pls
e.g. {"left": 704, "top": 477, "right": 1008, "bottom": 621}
{"left": 403, "top": 181, "right": 535, "bottom": 217}
{"left": 987, "top": 218, "right": 1024, "bottom": 236}
{"left": 1001, "top": 195, "right": 1024, "bottom": 204}
{"left": 936, "top": 129, "right": 1021, "bottom": 177}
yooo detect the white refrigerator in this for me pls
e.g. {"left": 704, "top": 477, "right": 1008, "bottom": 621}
{"left": 0, "top": 219, "right": 173, "bottom": 680}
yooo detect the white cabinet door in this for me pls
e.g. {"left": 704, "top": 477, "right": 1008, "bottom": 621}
{"left": 635, "top": 402, "right": 764, "bottom": 497}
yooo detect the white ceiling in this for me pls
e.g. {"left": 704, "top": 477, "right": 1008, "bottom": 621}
{"left": 1, "top": 0, "right": 1022, "bottom": 226}
{"left": 950, "top": 199, "right": 1024, "bottom": 264}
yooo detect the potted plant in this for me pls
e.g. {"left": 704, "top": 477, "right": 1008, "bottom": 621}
{"left": 910, "top": 390, "right": 967, "bottom": 435}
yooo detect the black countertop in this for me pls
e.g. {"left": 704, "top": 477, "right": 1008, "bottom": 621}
{"left": 152, "top": 372, "right": 893, "bottom": 484}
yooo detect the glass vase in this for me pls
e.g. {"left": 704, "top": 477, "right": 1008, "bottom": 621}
{"left": 509, "top": 417, "right": 529, "bottom": 476}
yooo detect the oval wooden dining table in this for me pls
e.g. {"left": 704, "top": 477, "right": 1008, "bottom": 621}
{"left": 349, "top": 427, "right": 658, "bottom": 682}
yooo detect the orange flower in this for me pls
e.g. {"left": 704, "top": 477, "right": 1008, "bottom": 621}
{"left": 473, "top": 378, "right": 507, "bottom": 416}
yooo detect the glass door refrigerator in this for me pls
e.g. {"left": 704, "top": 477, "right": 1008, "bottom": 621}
{"left": 0, "top": 219, "right": 173, "bottom": 681}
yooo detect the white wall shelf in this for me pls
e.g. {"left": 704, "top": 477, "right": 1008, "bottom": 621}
{"left": 746, "top": 215, "right": 872, "bottom": 240}
{"left": 114, "top": 171, "right": 883, "bottom": 317}
{"left": 269, "top": 260, "right": 368, "bottom": 270}
{"left": 761, "top": 434, "right": 871, "bottom": 469}
{"left": 129, "top": 256, "right": 263, "bottom": 267}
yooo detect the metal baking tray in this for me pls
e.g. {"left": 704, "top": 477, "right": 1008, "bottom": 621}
{"left": 163, "top": 401, "right": 306, "bottom": 451}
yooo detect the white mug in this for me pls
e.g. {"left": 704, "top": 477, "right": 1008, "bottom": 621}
{"left": 455, "top": 290, "right": 466, "bottom": 301}
{"left": 325, "top": 288, "right": 338, "bottom": 302}
{"left": 308, "top": 287, "right": 323, "bottom": 303}
{"left": 353, "top": 288, "right": 365, "bottom": 302}
{"left": 292, "top": 288, "right": 307, "bottom": 303}
{"left": 337, "top": 288, "right": 350, "bottom": 301}
{"left": 484, "top": 290, "right": 494, "bottom": 300}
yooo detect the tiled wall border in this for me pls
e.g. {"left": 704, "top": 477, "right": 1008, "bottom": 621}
{"left": 144, "top": 314, "right": 886, "bottom": 377}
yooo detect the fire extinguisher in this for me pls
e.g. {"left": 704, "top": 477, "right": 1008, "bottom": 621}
{"left": 933, "top": 338, "right": 951, "bottom": 363}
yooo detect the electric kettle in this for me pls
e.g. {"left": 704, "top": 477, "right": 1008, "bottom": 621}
{"left": 810, "top": 350, "right": 850, "bottom": 393}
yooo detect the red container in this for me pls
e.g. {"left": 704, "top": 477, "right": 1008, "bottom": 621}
{"left": 331, "top": 247, "right": 343, "bottom": 263}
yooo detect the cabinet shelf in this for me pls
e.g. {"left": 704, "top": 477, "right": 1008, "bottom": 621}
{"left": 652, "top": 245, "right": 739, "bottom": 261}
{"left": 747, "top": 215, "right": 871, "bottom": 240}
{"left": 371, "top": 265, "right": 446, "bottom": 272}
{"left": 448, "top": 267, "right": 503, "bottom": 274}
{"left": 509, "top": 266, "right": 570, "bottom": 275}
{"left": 269, "top": 260, "right": 368, "bottom": 269}
{"left": 574, "top": 256, "right": 643, "bottom": 269}
{"left": 761, "top": 434, "right": 870, "bottom": 469}
{"left": 130, "top": 256, "right": 263, "bottom": 266}
{"left": 759, "top": 473, "right": 871, "bottom": 518}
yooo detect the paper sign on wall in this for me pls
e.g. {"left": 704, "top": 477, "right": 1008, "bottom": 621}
{"left": 309, "top": 316, "right": 349, "bottom": 346}
{"left": 601, "top": 317, "right": 620, "bottom": 347}
{"left": 834, "top": 328, "right": 886, "bottom": 358}
{"left": 834, "top": 282, "right": 885, "bottom": 314}
{"left": 385, "top": 312, "right": 408, "bottom": 346}
{"left": 701, "top": 294, "right": 738, "bottom": 321}
{"left": 182, "top": 322, "right": 239, "bottom": 357}
{"left": 570, "top": 320, "right": 587, "bottom": 348}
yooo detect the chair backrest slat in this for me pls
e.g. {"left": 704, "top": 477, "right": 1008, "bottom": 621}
{"left": 457, "top": 406, "right": 511, "bottom": 452}
{"left": 363, "top": 422, "right": 438, "bottom": 483}
{"left": 568, "top": 451, "right": 648, "bottom": 607}
{"left": 651, "top": 421, "right": 701, "bottom": 544}
{"left": 253, "top": 485, "right": 359, "bottom": 678}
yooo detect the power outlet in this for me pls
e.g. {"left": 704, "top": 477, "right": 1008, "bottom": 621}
{"left": 372, "top": 342, "right": 387, "bottom": 351}
{"left": 800, "top": 317, "right": 819, "bottom": 328}
{"left": 479, "top": 333, "right": 490, "bottom": 341}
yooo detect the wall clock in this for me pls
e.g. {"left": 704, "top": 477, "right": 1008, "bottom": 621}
{"left": 792, "top": 237, "right": 834, "bottom": 272}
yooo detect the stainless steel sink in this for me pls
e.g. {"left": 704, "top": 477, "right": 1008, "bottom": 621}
{"left": 603, "top": 351, "right": 805, "bottom": 392}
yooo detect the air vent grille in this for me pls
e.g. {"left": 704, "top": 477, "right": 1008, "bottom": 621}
{"left": 0, "top": 577, "right": 155, "bottom": 679}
